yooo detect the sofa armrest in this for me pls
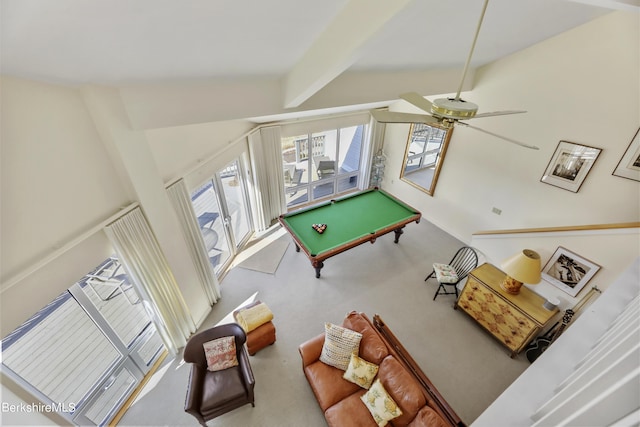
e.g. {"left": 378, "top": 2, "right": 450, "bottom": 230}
{"left": 298, "top": 333, "right": 325, "bottom": 368}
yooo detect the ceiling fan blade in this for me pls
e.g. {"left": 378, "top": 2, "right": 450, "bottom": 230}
{"left": 370, "top": 109, "right": 440, "bottom": 125}
{"left": 457, "top": 122, "right": 539, "bottom": 150}
{"left": 399, "top": 92, "right": 434, "bottom": 114}
{"left": 473, "top": 110, "right": 527, "bottom": 118}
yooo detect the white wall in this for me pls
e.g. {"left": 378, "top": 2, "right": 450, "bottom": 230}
{"left": 0, "top": 76, "right": 131, "bottom": 283}
{"left": 144, "top": 119, "right": 254, "bottom": 183}
{"left": 382, "top": 11, "right": 639, "bottom": 268}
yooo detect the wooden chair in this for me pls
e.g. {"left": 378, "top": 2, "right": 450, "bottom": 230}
{"left": 426, "top": 246, "right": 478, "bottom": 300}
{"left": 183, "top": 323, "right": 255, "bottom": 426}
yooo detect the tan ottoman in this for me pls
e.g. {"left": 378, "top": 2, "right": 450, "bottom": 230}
{"left": 233, "top": 300, "right": 276, "bottom": 355}
{"left": 246, "top": 321, "right": 276, "bottom": 355}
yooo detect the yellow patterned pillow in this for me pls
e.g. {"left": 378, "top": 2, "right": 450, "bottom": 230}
{"left": 320, "top": 323, "right": 363, "bottom": 371}
{"left": 361, "top": 379, "right": 403, "bottom": 427}
{"left": 343, "top": 352, "right": 379, "bottom": 389}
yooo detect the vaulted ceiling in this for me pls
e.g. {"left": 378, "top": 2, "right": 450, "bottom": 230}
{"left": 2, "top": 0, "right": 635, "bottom": 127}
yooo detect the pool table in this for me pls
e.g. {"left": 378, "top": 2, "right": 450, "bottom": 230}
{"left": 278, "top": 187, "right": 421, "bottom": 278}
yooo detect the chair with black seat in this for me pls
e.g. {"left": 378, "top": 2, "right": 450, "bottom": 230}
{"left": 426, "top": 246, "right": 479, "bottom": 301}
{"left": 184, "top": 323, "right": 255, "bottom": 426}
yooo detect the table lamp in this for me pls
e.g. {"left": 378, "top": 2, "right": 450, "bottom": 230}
{"left": 500, "top": 249, "right": 541, "bottom": 295}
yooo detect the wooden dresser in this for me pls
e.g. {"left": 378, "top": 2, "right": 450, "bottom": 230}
{"left": 455, "top": 263, "right": 558, "bottom": 357}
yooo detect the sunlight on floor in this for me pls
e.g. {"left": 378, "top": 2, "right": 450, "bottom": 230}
{"left": 215, "top": 292, "right": 259, "bottom": 326}
{"left": 230, "top": 226, "right": 287, "bottom": 267}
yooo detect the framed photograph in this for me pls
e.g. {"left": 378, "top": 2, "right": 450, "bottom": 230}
{"left": 541, "top": 247, "right": 600, "bottom": 297}
{"left": 540, "top": 140, "right": 602, "bottom": 192}
{"left": 612, "top": 127, "right": 640, "bottom": 182}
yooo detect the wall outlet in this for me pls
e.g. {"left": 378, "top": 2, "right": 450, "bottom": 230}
{"left": 492, "top": 207, "right": 502, "bottom": 215}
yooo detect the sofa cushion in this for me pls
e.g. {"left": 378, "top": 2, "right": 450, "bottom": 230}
{"left": 324, "top": 389, "right": 377, "bottom": 427}
{"left": 320, "top": 323, "right": 363, "bottom": 371}
{"left": 377, "top": 356, "right": 427, "bottom": 426}
{"left": 406, "top": 406, "right": 450, "bottom": 427}
{"left": 304, "top": 360, "right": 361, "bottom": 411}
{"left": 343, "top": 352, "right": 379, "bottom": 389}
{"left": 342, "top": 312, "right": 390, "bottom": 364}
{"left": 361, "top": 378, "right": 403, "bottom": 426}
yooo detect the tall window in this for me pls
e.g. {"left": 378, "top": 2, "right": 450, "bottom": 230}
{"left": 1, "top": 256, "right": 165, "bottom": 426}
{"left": 282, "top": 124, "right": 365, "bottom": 208}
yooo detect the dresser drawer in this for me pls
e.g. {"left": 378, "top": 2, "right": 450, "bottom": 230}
{"left": 459, "top": 277, "right": 537, "bottom": 353}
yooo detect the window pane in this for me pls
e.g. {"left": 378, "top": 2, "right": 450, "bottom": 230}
{"left": 191, "top": 180, "right": 230, "bottom": 271}
{"left": 281, "top": 124, "right": 368, "bottom": 209}
{"left": 82, "top": 257, "right": 150, "bottom": 348}
{"left": 220, "top": 160, "right": 251, "bottom": 248}
{"left": 312, "top": 181, "right": 334, "bottom": 201}
{"left": 338, "top": 125, "right": 364, "bottom": 175}
{"left": 338, "top": 174, "right": 358, "bottom": 192}
{"left": 2, "top": 292, "right": 121, "bottom": 411}
{"left": 311, "top": 130, "right": 336, "bottom": 182}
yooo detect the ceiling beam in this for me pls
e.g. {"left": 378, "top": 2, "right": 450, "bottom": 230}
{"left": 281, "top": 0, "right": 413, "bottom": 109}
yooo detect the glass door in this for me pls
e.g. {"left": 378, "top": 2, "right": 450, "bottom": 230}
{"left": 218, "top": 159, "right": 252, "bottom": 251}
{"left": 190, "top": 158, "right": 253, "bottom": 275}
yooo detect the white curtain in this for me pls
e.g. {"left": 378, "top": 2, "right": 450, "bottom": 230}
{"left": 166, "top": 179, "right": 221, "bottom": 305}
{"left": 361, "top": 117, "right": 386, "bottom": 189}
{"left": 104, "top": 207, "right": 196, "bottom": 353}
{"left": 248, "top": 126, "right": 285, "bottom": 231}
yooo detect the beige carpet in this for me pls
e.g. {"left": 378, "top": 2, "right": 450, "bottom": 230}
{"left": 237, "top": 239, "right": 289, "bottom": 274}
{"left": 118, "top": 220, "right": 531, "bottom": 427}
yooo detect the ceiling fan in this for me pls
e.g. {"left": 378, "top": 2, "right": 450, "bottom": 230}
{"left": 370, "top": 0, "right": 539, "bottom": 150}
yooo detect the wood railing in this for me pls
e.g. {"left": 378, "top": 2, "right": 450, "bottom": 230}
{"left": 473, "top": 222, "right": 640, "bottom": 236}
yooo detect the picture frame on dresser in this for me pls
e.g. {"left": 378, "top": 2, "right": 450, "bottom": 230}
{"left": 540, "top": 140, "right": 602, "bottom": 192}
{"left": 612, "top": 127, "right": 640, "bottom": 182}
{"left": 541, "top": 246, "right": 601, "bottom": 297}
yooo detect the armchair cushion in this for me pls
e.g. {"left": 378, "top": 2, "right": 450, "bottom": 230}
{"left": 203, "top": 336, "right": 238, "bottom": 372}
{"left": 200, "top": 365, "right": 249, "bottom": 413}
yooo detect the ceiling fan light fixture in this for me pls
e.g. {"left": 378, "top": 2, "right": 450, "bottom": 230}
{"left": 431, "top": 98, "right": 479, "bottom": 120}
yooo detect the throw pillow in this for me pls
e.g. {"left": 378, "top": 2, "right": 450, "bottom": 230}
{"left": 320, "top": 323, "right": 363, "bottom": 371}
{"left": 433, "top": 263, "right": 459, "bottom": 283}
{"left": 361, "top": 378, "right": 403, "bottom": 427}
{"left": 203, "top": 336, "right": 238, "bottom": 372}
{"left": 343, "top": 352, "right": 379, "bottom": 389}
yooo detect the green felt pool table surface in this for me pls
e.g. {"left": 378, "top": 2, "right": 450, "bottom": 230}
{"left": 279, "top": 188, "right": 421, "bottom": 277}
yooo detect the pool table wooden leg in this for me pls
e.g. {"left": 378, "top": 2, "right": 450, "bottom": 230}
{"left": 312, "top": 261, "right": 324, "bottom": 278}
{"left": 393, "top": 226, "right": 405, "bottom": 243}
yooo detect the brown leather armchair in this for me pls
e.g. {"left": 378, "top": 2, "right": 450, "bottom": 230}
{"left": 183, "top": 323, "right": 255, "bottom": 426}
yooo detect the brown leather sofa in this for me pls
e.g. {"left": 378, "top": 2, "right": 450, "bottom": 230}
{"left": 299, "top": 311, "right": 465, "bottom": 427}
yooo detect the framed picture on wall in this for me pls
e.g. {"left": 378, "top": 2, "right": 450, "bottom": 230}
{"left": 612, "top": 127, "right": 640, "bottom": 182}
{"left": 540, "top": 140, "right": 602, "bottom": 192}
{"left": 541, "top": 246, "right": 600, "bottom": 297}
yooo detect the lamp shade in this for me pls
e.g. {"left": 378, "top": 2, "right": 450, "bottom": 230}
{"left": 501, "top": 249, "right": 541, "bottom": 284}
